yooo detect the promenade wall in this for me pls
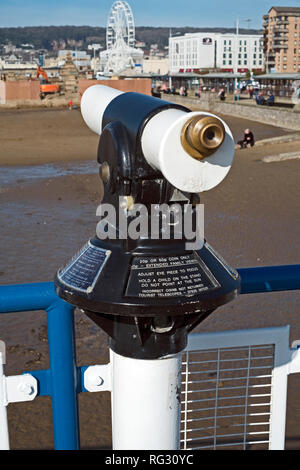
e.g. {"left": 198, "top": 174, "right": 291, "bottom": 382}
{"left": 162, "top": 93, "right": 300, "bottom": 131}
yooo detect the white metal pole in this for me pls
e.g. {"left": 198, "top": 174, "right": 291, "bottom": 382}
{"left": 169, "top": 29, "right": 172, "bottom": 89}
{"left": 0, "top": 349, "right": 9, "bottom": 450}
{"left": 94, "top": 47, "right": 96, "bottom": 78}
{"left": 110, "top": 350, "right": 182, "bottom": 450}
{"left": 235, "top": 18, "right": 240, "bottom": 92}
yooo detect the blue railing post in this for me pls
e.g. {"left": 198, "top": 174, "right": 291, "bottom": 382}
{"left": 46, "top": 300, "right": 80, "bottom": 450}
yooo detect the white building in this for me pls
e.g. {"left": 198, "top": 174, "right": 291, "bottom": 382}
{"left": 143, "top": 58, "right": 169, "bottom": 75}
{"left": 169, "top": 32, "right": 264, "bottom": 74}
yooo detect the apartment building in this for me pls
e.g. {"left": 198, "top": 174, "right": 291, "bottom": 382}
{"left": 169, "top": 32, "right": 264, "bottom": 74}
{"left": 263, "top": 6, "right": 300, "bottom": 73}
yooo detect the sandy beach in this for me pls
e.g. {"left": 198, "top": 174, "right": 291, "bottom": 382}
{"left": 0, "top": 107, "right": 299, "bottom": 449}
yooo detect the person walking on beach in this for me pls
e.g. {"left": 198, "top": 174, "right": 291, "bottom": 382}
{"left": 237, "top": 129, "right": 255, "bottom": 149}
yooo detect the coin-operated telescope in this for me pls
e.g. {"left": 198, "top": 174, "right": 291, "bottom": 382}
{"left": 55, "top": 85, "right": 240, "bottom": 450}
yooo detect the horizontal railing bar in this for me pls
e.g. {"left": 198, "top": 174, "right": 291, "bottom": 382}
{"left": 28, "top": 366, "right": 91, "bottom": 396}
{"left": 181, "top": 422, "right": 270, "bottom": 434}
{"left": 182, "top": 412, "right": 271, "bottom": 424}
{"left": 181, "top": 425, "right": 216, "bottom": 434}
{"left": 0, "top": 282, "right": 59, "bottom": 313}
{"left": 181, "top": 402, "right": 271, "bottom": 413}
{"left": 182, "top": 384, "right": 272, "bottom": 395}
{"left": 237, "top": 265, "right": 300, "bottom": 294}
{"left": 182, "top": 356, "right": 273, "bottom": 366}
{"left": 186, "top": 346, "right": 273, "bottom": 355}
{"left": 232, "top": 422, "right": 270, "bottom": 428}
{"left": 182, "top": 374, "right": 272, "bottom": 385}
{"left": 182, "top": 383, "right": 272, "bottom": 395}
{"left": 182, "top": 393, "right": 271, "bottom": 405}
{"left": 181, "top": 430, "right": 270, "bottom": 443}
{"left": 184, "top": 439, "right": 270, "bottom": 450}
{"left": 182, "top": 365, "right": 273, "bottom": 375}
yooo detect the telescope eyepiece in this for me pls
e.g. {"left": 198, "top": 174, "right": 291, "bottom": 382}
{"left": 181, "top": 115, "right": 225, "bottom": 160}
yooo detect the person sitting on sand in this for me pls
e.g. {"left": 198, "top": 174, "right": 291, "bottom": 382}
{"left": 237, "top": 129, "right": 255, "bottom": 149}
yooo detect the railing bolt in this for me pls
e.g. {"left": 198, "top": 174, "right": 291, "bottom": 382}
{"left": 18, "top": 383, "right": 34, "bottom": 396}
{"left": 93, "top": 376, "right": 104, "bottom": 387}
{"left": 84, "top": 365, "right": 111, "bottom": 392}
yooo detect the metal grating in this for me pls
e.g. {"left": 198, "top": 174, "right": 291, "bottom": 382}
{"left": 181, "top": 345, "right": 274, "bottom": 450}
{"left": 180, "top": 327, "right": 291, "bottom": 451}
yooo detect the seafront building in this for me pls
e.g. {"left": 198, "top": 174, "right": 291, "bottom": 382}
{"left": 169, "top": 32, "right": 264, "bottom": 74}
{"left": 143, "top": 58, "right": 169, "bottom": 75}
{"left": 263, "top": 6, "right": 300, "bottom": 73}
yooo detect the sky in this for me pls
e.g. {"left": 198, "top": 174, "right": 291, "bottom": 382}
{"left": 0, "top": 0, "right": 300, "bottom": 29}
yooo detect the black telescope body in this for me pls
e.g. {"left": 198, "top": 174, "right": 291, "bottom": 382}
{"left": 55, "top": 91, "right": 240, "bottom": 359}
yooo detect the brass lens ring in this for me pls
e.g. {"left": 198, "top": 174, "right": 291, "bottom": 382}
{"left": 181, "top": 115, "right": 226, "bottom": 160}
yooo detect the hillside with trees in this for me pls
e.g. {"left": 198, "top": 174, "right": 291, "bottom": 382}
{"left": 0, "top": 25, "right": 262, "bottom": 52}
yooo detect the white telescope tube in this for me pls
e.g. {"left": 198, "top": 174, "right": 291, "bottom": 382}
{"left": 141, "top": 109, "right": 234, "bottom": 193}
{"left": 81, "top": 85, "right": 235, "bottom": 193}
{"left": 81, "top": 85, "right": 123, "bottom": 136}
{"left": 110, "top": 350, "right": 182, "bottom": 450}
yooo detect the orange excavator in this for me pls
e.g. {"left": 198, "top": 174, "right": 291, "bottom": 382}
{"left": 36, "top": 65, "right": 60, "bottom": 98}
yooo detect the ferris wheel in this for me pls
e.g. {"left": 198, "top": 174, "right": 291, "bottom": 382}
{"left": 106, "top": 1, "right": 135, "bottom": 50}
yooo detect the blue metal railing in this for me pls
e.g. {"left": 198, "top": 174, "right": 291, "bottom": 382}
{"left": 0, "top": 264, "right": 300, "bottom": 450}
{"left": 238, "top": 265, "right": 300, "bottom": 294}
{"left": 0, "top": 283, "right": 81, "bottom": 450}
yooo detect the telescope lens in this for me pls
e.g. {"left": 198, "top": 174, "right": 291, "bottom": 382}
{"left": 206, "top": 130, "right": 215, "bottom": 141}
{"left": 202, "top": 124, "right": 224, "bottom": 149}
{"left": 181, "top": 115, "right": 225, "bottom": 160}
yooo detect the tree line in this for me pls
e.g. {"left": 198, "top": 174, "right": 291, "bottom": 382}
{"left": 0, "top": 25, "right": 262, "bottom": 51}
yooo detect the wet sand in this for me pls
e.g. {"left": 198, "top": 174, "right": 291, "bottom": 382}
{"left": 0, "top": 107, "right": 294, "bottom": 167}
{"left": 0, "top": 108, "right": 300, "bottom": 450}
